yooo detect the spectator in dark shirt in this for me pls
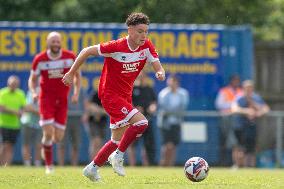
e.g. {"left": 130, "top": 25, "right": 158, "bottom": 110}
{"left": 128, "top": 71, "right": 157, "bottom": 166}
{"left": 232, "top": 80, "right": 270, "bottom": 168}
{"left": 83, "top": 87, "right": 108, "bottom": 159}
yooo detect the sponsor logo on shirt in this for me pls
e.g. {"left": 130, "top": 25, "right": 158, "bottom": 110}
{"left": 48, "top": 69, "right": 64, "bottom": 78}
{"left": 121, "top": 62, "right": 140, "bottom": 73}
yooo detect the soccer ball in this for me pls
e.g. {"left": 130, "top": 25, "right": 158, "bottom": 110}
{"left": 184, "top": 157, "right": 209, "bottom": 182}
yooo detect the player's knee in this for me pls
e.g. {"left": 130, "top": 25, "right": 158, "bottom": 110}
{"left": 111, "top": 138, "right": 120, "bottom": 145}
{"left": 43, "top": 132, "right": 53, "bottom": 141}
{"left": 133, "top": 119, "right": 148, "bottom": 136}
{"left": 42, "top": 125, "right": 54, "bottom": 139}
{"left": 41, "top": 137, "right": 52, "bottom": 146}
{"left": 53, "top": 128, "right": 65, "bottom": 143}
{"left": 53, "top": 135, "right": 64, "bottom": 143}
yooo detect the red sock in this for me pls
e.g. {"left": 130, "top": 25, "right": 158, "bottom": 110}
{"left": 94, "top": 140, "right": 118, "bottom": 166}
{"left": 43, "top": 144, "right": 53, "bottom": 166}
{"left": 118, "top": 122, "right": 148, "bottom": 152}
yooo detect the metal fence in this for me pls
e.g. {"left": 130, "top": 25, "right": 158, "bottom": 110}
{"left": 69, "top": 110, "right": 284, "bottom": 167}
{"left": 163, "top": 110, "right": 284, "bottom": 167}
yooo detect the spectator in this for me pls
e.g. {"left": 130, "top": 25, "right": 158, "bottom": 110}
{"left": 0, "top": 75, "right": 26, "bottom": 166}
{"left": 57, "top": 87, "right": 85, "bottom": 166}
{"left": 215, "top": 75, "right": 243, "bottom": 166}
{"left": 83, "top": 87, "right": 108, "bottom": 160}
{"left": 21, "top": 88, "right": 42, "bottom": 166}
{"left": 128, "top": 71, "right": 157, "bottom": 166}
{"left": 158, "top": 74, "right": 189, "bottom": 166}
{"left": 232, "top": 80, "right": 270, "bottom": 167}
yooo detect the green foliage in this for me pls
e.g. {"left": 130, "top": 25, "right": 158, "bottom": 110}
{"left": 0, "top": 0, "right": 283, "bottom": 40}
{"left": 0, "top": 167, "right": 284, "bottom": 189}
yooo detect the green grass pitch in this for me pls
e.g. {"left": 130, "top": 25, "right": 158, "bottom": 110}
{"left": 0, "top": 166, "right": 284, "bottom": 189}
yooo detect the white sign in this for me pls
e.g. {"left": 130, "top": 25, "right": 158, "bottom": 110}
{"left": 181, "top": 122, "right": 207, "bottom": 143}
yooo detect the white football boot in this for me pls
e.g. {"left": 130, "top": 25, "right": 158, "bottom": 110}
{"left": 45, "top": 165, "right": 55, "bottom": 175}
{"left": 108, "top": 152, "right": 125, "bottom": 176}
{"left": 83, "top": 162, "right": 101, "bottom": 182}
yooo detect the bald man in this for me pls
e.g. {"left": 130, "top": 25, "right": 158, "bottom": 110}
{"left": 28, "top": 31, "right": 81, "bottom": 174}
{"left": 0, "top": 76, "right": 26, "bottom": 166}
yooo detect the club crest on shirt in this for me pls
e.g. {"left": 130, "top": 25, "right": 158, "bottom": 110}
{"left": 139, "top": 51, "right": 146, "bottom": 59}
{"left": 121, "top": 107, "right": 129, "bottom": 115}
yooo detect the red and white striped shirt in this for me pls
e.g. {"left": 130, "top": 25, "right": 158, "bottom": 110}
{"left": 31, "top": 49, "right": 76, "bottom": 97}
{"left": 98, "top": 36, "right": 159, "bottom": 98}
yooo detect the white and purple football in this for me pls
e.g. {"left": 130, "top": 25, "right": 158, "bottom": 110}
{"left": 184, "top": 157, "right": 209, "bottom": 182}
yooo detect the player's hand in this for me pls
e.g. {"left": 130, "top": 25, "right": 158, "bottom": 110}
{"left": 71, "top": 93, "right": 79, "bottom": 104}
{"left": 62, "top": 71, "right": 74, "bottom": 86}
{"left": 155, "top": 71, "right": 165, "bottom": 81}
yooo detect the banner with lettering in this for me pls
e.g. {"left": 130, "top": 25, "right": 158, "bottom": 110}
{"left": 0, "top": 22, "right": 253, "bottom": 164}
{"left": 0, "top": 22, "right": 253, "bottom": 110}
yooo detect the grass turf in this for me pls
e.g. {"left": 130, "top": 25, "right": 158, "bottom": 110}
{"left": 0, "top": 166, "right": 284, "bottom": 189}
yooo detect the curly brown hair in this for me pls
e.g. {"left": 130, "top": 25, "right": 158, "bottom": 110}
{"left": 126, "top": 12, "right": 150, "bottom": 26}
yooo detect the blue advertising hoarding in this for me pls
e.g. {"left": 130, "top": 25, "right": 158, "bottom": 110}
{"left": 0, "top": 22, "right": 253, "bottom": 164}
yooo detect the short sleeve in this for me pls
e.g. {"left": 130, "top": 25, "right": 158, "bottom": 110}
{"left": 31, "top": 55, "right": 40, "bottom": 76}
{"left": 255, "top": 94, "right": 265, "bottom": 105}
{"left": 146, "top": 40, "right": 159, "bottom": 63}
{"left": 235, "top": 96, "right": 245, "bottom": 107}
{"left": 158, "top": 88, "right": 168, "bottom": 108}
{"left": 98, "top": 40, "right": 117, "bottom": 56}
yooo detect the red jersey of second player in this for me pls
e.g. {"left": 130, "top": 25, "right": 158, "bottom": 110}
{"left": 98, "top": 36, "right": 159, "bottom": 99}
{"left": 31, "top": 49, "right": 76, "bottom": 97}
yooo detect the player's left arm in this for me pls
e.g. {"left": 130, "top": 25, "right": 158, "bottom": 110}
{"left": 71, "top": 70, "right": 81, "bottom": 104}
{"left": 152, "top": 61, "right": 166, "bottom": 81}
{"left": 147, "top": 39, "right": 165, "bottom": 81}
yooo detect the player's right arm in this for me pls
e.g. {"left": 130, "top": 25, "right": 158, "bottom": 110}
{"left": 29, "top": 55, "right": 40, "bottom": 102}
{"left": 62, "top": 45, "right": 100, "bottom": 86}
{"left": 28, "top": 74, "right": 39, "bottom": 102}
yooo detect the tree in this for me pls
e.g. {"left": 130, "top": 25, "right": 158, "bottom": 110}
{"left": 0, "top": 0, "right": 282, "bottom": 41}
